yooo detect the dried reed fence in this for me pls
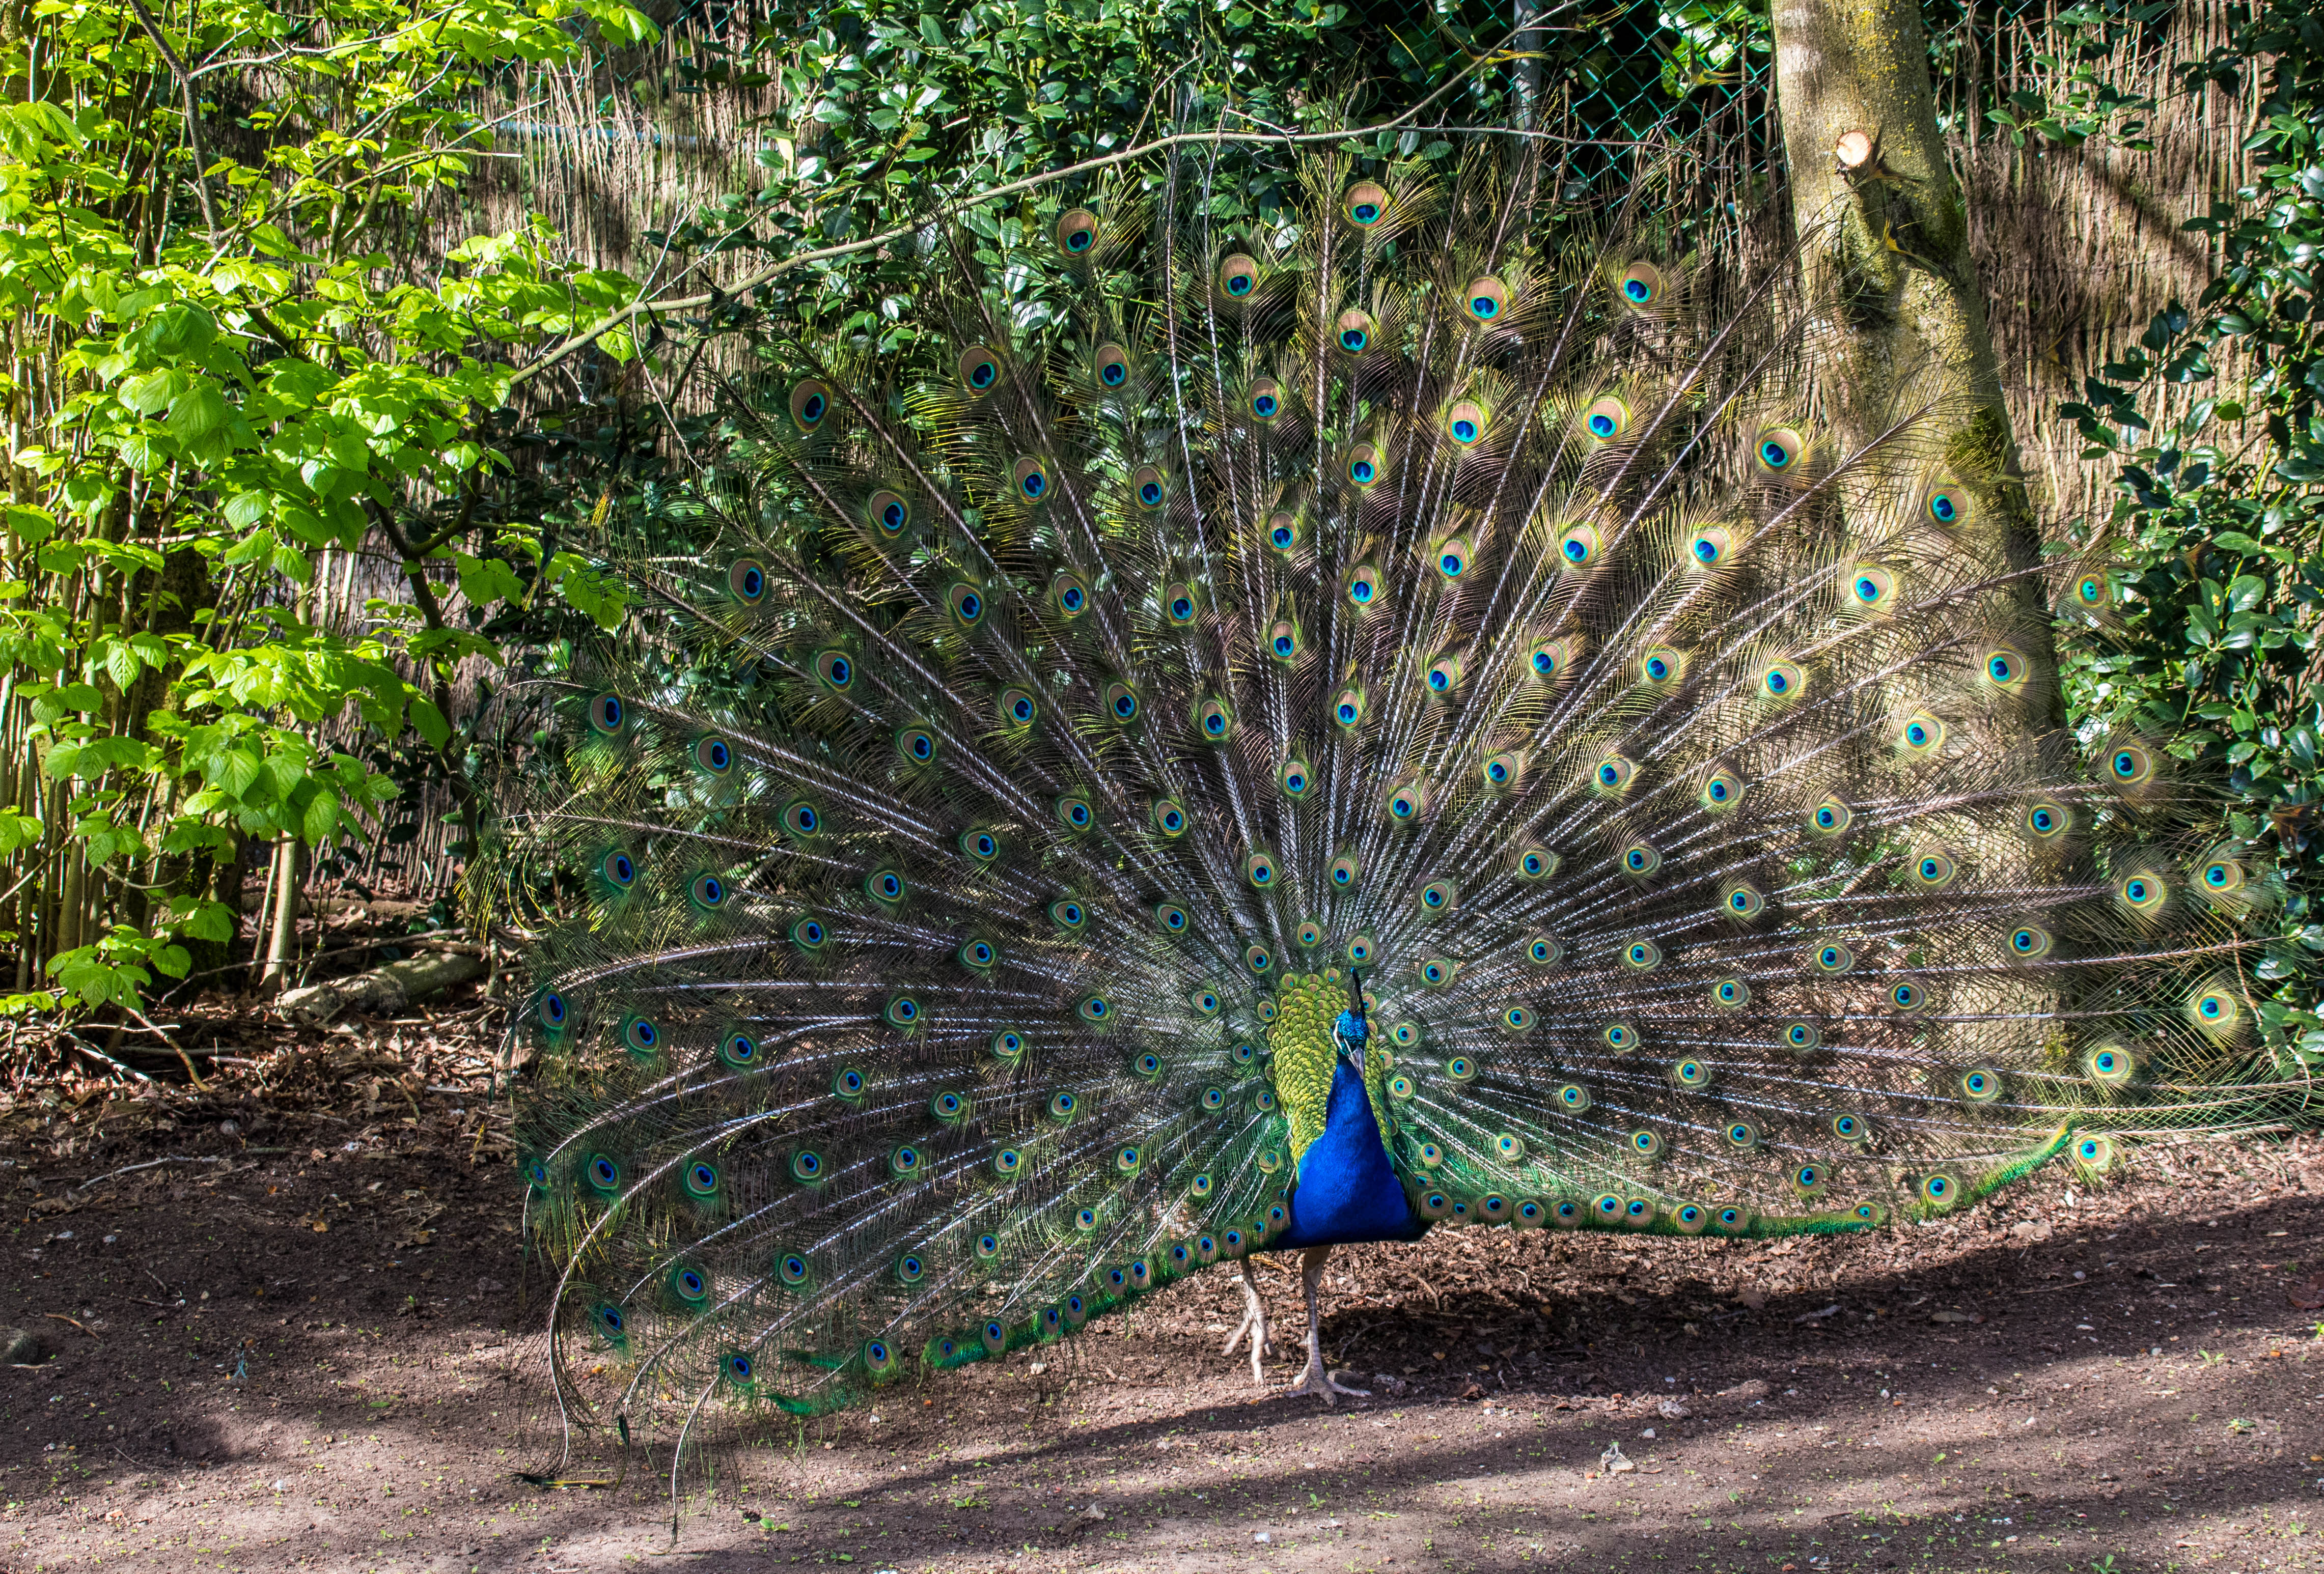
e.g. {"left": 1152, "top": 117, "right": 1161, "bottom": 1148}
{"left": 1944, "top": 0, "right": 2257, "bottom": 528}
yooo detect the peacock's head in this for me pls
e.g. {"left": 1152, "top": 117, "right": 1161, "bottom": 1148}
{"left": 1333, "top": 970, "right": 1369, "bottom": 1058}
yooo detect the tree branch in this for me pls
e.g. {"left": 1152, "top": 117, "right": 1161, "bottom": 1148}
{"left": 123, "top": 0, "right": 219, "bottom": 235}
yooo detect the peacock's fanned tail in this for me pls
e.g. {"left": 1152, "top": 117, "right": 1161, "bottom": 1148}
{"left": 493, "top": 139, "right": 2302, "bottom": 1458}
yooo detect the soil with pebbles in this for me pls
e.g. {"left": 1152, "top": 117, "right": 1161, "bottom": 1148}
{"left": 1, "top": 1032, "right": 2320, "bottom": 1573}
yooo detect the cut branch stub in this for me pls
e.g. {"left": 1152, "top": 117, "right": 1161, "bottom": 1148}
{"left": 1834, "top": 129, "right": 1876, "bottom": 172}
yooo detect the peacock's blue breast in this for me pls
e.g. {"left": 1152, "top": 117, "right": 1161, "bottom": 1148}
{"left": 1271, "top": 1059, "right": 1424, "bottom": 1249}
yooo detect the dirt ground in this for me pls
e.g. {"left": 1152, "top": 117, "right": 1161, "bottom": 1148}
{"left": 2, "top": 1007, "right": 2321, "bottom": 1574}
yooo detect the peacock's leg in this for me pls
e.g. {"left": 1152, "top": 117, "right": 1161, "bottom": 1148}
{"left": 1221, "top": 1257, "right": 1272, "bottom": 1383}
{"left": 1288, "top": 1245, "right": 1370, "bottom": 1402}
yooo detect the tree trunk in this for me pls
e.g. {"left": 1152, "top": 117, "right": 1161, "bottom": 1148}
{"left": 1769, "top": 0, "right": 2063, "bottom": 723}
{"left": 260, "top": 835, "right": 300, "bottom": 991}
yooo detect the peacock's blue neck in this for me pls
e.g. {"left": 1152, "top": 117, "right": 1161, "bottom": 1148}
{"left": 1270, "top": 1058, "right": 1424, "bottom": 1249}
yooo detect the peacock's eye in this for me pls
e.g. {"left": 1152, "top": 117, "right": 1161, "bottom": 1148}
{"left": 1344, "top": 181, "right": 1389, "bottom": 226}
{"left": 1056, "top": 208, "right": 1098, "bottom": 254}
{"left": 728, "top": 557, "right": 768, "bottom": 602}
{"left": 1582, "top": 396, "right": 1628, "bottom": 442}
{"left": 789, "top": 379, "right": 832, "bottom": 431}
{"left": 958, "top": 346, "right": 1001, "bottom": 391}
{"left": 1754, "top": 427, "right": 1804, "bottom": 473}
{"left": 868, "top": 490, "right": 910, "bottom": 536}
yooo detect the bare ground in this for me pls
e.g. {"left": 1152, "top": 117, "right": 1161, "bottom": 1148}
{"left": 2, "top": 1004, "right": 2321, "bottom": 1574}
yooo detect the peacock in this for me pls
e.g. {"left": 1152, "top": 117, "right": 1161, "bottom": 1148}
{"left": 496, "top": 134, "right": 2303, "bottom": 1478}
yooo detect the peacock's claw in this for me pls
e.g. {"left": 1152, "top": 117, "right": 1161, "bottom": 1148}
{"left": 1286, "top": 1357, "right": 1370, "bottom": 1404}
{"left": 1225, "top": 1259, "right": 1271, "bottom": 1383}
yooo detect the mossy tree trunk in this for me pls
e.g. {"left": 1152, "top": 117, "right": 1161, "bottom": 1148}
{"left": 1769, "top": 0, "right": 2064, "bottom": 722}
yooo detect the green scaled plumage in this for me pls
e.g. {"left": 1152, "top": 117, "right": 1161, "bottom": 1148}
{"left": 493, "top": 136, "right": 2308, "bottom": 1471}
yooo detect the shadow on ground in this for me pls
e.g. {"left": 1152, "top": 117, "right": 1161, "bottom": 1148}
{"left": 4, "top": 1116, "right": 2319, "bottom": 1572}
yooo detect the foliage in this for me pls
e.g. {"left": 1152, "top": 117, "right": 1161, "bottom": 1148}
{"left": 1968, "top": 0, "right": 2166, "bottom": 149}
{"left": 618, "top": 0, "right": 1520, "bottom": 324}
{"left": 2048, "top": 0, "right": 2324, "bottom": 1067}
{"left": 2, "top": 0, "right": 650, "bottom": 1013}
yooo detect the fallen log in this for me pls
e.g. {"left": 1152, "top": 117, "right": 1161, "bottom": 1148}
{"left": 279, "top": 949, "right": 487, "bottom": 1024}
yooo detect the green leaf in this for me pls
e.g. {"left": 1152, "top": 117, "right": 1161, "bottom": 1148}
{"left": 303, "top": 788, "right": 341, "bottom": 844}
{"left": 141, "top": 303, "right": 217, "bottom": 359}
{"left": 166, "top": 381, "right": 232, "bottom": 439}
{"left": 409, "top": 697, "right": 451, "bottom": 750}
{"left": 454, "top": 552, "right": 525, "bottom": 609}
{"left": 547, "top": 551, "right": 628, "bottom": 629}
{"left": 104, "top": 640, "right": 141, "bottom": 691}
{"left": 174, "top": 900, "right": 235, "bottom": 944}
{"left": 267, "top": 361, "right": 334, "bottom": 404}
{"left": 4, "top": 504, "right": 58, "bottom": 545}
{"left": 217, "top": 748, "right": 262, "bottom": 798}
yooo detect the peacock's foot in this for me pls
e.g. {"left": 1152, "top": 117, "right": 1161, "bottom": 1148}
{"left": 1222, "top": 1313, "right": 1274, "bottom": 1382}
{"left": 1286, "top": 1355, "right": 1370, "bottom": 1404}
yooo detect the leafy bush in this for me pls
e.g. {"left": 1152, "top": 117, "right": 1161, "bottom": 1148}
{"left": 2055, "top": 0, "right": 2324, "bottom": 1064}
